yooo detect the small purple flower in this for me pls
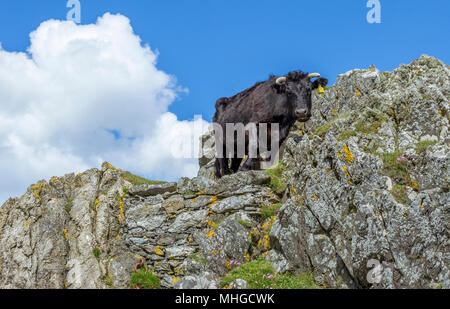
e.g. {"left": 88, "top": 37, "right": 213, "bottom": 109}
{"left": 263, "top": 273, "right": 275, "bottom": 279}
{"left": 397, "top": 156, "right": 408, "bottom": 163}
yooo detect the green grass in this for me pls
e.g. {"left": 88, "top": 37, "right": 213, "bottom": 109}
{"left": 220, "top": 259, "right": 319, "bottom": 289}
{"left": 391, "top": 184, "right": 409, "bottom": 205}
{"left": 104, "top": 275, "right": 115, "bottom": 289}
{"left": 362, "top": 143, "right": 381, "bottom": 155}
{"left": 415, "top": 140, "right": 438, "bottom": 154}
{"left": 188, "top": 252, "right": 207, "bottom": 266}
{"left": 338, "top": 129, "right": 357, "bottom": 141}
{"left": 93, "top": 247, "right": 101, "bottom": 260}
{"left": 380, "top": 150, "right": 407, "bottom": 185}
{"left": 130, "top": 268, "right": 161, "bottom": 289}
{"left": 237, "top": 218, "right": 253, "bottom": 228}
{"left": 260, "top": 203, "right": 281, "bottom": 220}
{"left": 64, "top": 199, "right": 73, "bottom": 214}
{"left": 120, "top": 171, "right": 166, "bottom": 186}
{"left": 353, "top": 110, "right": 387, "bottom": 136}
{"left": 182, "top": 190, "right": 197, "bottom": 196}
{"left": 312, "top": 112, "right": 351, "bottom": 140}
{"left": 354, "top": 120, "right": 384, "bottom": 135}
{"left": 313, "top": 122, "right": 332, "bottom": 138}
{"left": 265, "top": 162, "right": 287, "bottom": 195}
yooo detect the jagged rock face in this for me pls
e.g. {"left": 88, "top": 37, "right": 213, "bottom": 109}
{"left": 268, "top": 55, "right": 449, "bottom": 289}
{"left": 0, "top": 163, "right": 137, "bottom": 289}
{"left": 0, "top": 163, "right": 279, "bottom": 289}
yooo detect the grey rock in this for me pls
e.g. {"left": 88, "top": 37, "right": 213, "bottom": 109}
{"left": 0, "top": 163, "right": 131, "bottom": 289}
{"left": 166, "top": 246, "right": 196, "bottom": 259}
{"left": 197, "top": 212, "right": 253, "bottom": 276}
{"left": 229, "top": 279, "right": 247, "bottom": 289}
{"left": 129, "top": 182, "right": 177, "bottom": 197}
{"left": 162, "top": 195, "right": 184, "bottom": 214}
{"left": 174, "top": 272, "right": 217, "bottom": 289}
{"left": 168, "top": 210, "right": 209, "bottom": 233}
{"left": 197, "top": 127, "right": 217, "bottom": 180}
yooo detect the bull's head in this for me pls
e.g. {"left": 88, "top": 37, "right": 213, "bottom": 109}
{"left": 274, "top": 72, "right": 328, "bottom": 122}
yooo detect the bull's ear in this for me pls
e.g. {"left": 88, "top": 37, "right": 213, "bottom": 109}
{"left": 312, "top": 78, "right": 328, "bottom": 89}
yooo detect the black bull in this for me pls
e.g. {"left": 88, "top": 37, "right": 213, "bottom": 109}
{"left": 213, "top": 71, "right": 328, "bottom": 178}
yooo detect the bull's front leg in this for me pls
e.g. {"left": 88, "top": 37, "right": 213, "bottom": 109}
{"left": 239, "top": 157, "right": 258, "bottom": 172}
{"left": 214, "top": 159, "right": 221, "bottom": 178}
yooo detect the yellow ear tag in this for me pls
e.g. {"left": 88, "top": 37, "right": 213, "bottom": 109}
{"left": 317, "top": 85, "right": 325, "bottom": 94}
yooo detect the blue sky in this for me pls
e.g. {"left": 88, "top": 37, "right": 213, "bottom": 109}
{"left": 1, "top": 0, "right": 448, "bottom": 121}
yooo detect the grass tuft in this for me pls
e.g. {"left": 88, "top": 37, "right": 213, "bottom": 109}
{"left": 313, "top": 122, "right": 332, "bottom": 138}
{"left": 237, "top": 218, "right": 253, "bottom": 228}
{"left": 64, "top": 199, "right": 73, "bottom": 214}
{"left": 220, "top": 259, "right": 319, "bottom": 289}
{"left": 391, "top": 184, "right": 410, "bottom": 205}
{"left": 120, "top": 171, "right": 166, "bottom": 186}
{"left": 380, "top": 150, "right": 407, "bottom": 185}
{"left": 415, "top": 140, "right": 438, "bottom": 154}
{"left": 260, "top": 203, "right": 281, "bottom": 220}
{"left": 130, "top": 268, "right": 161, "bottom": 289}
{"left": 188, "top": 253, "right": 207, "bottom": 266}
{"left": 265, "top": 162, "right": 287, "bottom": 195}
{"left": 338, "top": 130, "right": 358, "bottom": 141}
{"left": 93, "top": 247, "right": 101, "bottom": 260}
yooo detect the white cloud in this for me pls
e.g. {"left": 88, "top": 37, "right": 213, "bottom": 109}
{"left": 0, "top": 13, "right": 210, "bottom": 204}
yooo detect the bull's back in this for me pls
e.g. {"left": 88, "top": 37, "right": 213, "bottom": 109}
{"left": 214, "top": 82, "right": 273, "bottom": 125}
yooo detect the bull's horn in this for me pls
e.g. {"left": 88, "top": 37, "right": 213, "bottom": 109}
{"left": 308, "top": 73, "right": 321, "bottom": 79}
{"left": 276, "top": 77, "right": 287, "bottom": 84}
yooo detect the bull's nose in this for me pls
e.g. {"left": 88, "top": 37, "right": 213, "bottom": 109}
{"left": 296, "top": 109, "right": 308, "bottom": 118}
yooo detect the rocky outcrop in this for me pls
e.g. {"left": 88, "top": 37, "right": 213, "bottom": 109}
{"left": 0, "top": 55, "right": 448, "bottom": 289}
{"left": 267, "top": 55, "right": 449, "bottom": 289}
{"left": 0, "top": 163, "right": 279, "bottom": 289}
{"left": 0, "top": 163, "right": 137, "bottom": 289}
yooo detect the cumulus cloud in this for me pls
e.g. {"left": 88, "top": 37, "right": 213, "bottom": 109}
{"left": 0, "top": 13, "right": 210, "bottom": 203}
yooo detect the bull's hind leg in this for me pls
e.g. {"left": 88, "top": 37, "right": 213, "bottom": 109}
{"left": 215, "top": 158, "right": 231, "bottom": 178}
{"left": 230, "top": 157, "right": 242, "bottom": 173}
{"left": 215, "top": 143, "right": 232, "bottom": 178}
{"left": 220, "top": 158, "right": 232, "bottom": 176}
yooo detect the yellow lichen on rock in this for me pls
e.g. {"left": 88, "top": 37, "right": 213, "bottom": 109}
{"left": 155, "top": 246, "right": 164, "bottom": 256}
{"left": 342, "top": 145, "right": 354, "bottom": 164}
